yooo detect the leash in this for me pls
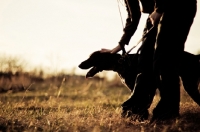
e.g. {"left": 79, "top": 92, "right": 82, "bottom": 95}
{"left": 125, "top": 26, "right": 154, "bottom": 55}
{"left": 117, "top": 0, "right": 125, "bottom": 29}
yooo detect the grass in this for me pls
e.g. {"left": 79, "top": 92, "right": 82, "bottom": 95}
{"left": 0, "top": 75, "right": 200, "bottom": 132}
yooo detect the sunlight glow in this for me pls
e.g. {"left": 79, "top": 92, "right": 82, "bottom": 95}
{"left": 0, "top": 0, "right": 199, "bottom": 78}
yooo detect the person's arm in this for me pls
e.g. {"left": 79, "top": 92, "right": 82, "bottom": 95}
{"left": 118, "top": 0, "right": 141, "bottom": 47}
{"left": 101, "top": 0, "right": 141, "bottom": 54}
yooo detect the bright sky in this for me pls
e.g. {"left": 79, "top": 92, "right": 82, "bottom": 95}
{"left": 0, "top": 0, "right": 200, "bottom": 77}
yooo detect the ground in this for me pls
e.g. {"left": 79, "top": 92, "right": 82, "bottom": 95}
{"left": 0, "top": 76, "right": 200, "bottom": 132}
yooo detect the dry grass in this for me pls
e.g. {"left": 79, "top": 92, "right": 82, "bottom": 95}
{"left": 0, "top": 75, "right": 200, "bottom": 132}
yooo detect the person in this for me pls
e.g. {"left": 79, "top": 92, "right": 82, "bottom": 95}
{"left": 101, "top": 0, "right": 198, "bottom": 122}
{"left": 149, "top": 0, "right": 197, "bottom": 122}
{"left": 101, "top": 0, "right": 157, "bottom": 121}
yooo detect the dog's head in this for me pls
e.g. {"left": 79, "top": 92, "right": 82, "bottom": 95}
{"left": 78, "top": 51, "right": 121, "bottom": 78}
{"left": 79, "top": 51, "right": 121, "bottom": 69}
{"left": 79, "top": 50, "right": 139, "bottom": 91}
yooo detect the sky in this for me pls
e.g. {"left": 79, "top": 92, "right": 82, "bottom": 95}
{"left": 0, "top": 0, "right": 200, "bottom": 78}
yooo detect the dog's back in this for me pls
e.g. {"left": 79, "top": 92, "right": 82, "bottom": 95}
{"left": 179, "top": 52, "right": 200, "bottom": 78}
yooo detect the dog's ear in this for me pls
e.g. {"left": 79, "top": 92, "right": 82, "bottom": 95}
{"left": 86, "top": 67, "right": 102, "bottom": 78}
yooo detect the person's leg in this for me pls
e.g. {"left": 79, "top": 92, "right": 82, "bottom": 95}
{"left": 152, "top": 1, "right": 197, "bottom": 121}
{"left": 121, "top": 18, "right": 157, "bottom": 120}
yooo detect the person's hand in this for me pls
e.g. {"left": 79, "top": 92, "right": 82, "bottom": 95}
{"left": 110, "top": 44, "right": 122, "bottom": 53}
{"left": 100, "top": 48, "right": 112, "bottom": 53}
{"left": 149, "top": 11, "right": 162, "bottom": 25}
{"left": 100, "top": 44, "right": 122, "bottom": 54}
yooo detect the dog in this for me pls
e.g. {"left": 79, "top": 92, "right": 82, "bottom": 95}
{"left": 79, "top": 50, "right": 200, "bottom": 106}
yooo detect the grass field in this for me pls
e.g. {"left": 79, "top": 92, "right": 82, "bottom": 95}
{"left": 0, "top": 73, "right": 200, "bottom": 132}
